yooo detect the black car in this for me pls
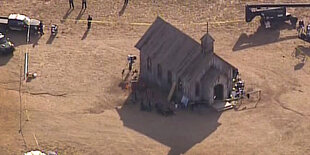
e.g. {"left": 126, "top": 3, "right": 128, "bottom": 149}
{"left": 0, "top": 33, "right": 14, "bottom": 55}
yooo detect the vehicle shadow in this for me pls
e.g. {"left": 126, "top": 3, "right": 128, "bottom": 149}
{"left": 0, "top": 52, "right": 13, "bottom": 66}
{"left": 116, "top": 86, "right": 222, "bottom": 155}
{"left": 81, "top": 28, "right": 89, "bottom": 40}
{"left": 75, "top": 9, "right": 86, "bottom": 24}
{"left": 233, "top": 23, "right": 297, "bottom": 52}
{"left": 61, "top": 8, "right": 73, "bottom": 23}
{"left": 5, "top": 30, "right": 41, "bottom": 47}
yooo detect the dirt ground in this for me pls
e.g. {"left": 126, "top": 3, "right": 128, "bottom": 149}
{"left": 0, "top": 0, "right": 310, "bottom": 154}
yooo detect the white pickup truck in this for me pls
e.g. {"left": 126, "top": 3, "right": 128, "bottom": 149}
{"left": 0, "top": 14, "right": 41, "bottom": 32}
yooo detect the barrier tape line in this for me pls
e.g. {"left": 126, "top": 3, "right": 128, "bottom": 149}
{"left": 61, "top": 18, "right": 245, "bottom": 26}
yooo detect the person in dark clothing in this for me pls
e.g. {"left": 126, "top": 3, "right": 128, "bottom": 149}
{"left": 127, "top": 55, "right": 136, "bottom": 71}
{"left": 82, "top": 0, "right": 87, "bottom": 9}
{"left": 39, "top": 22, "right": 44, "bottom": 35}
{"left": 87, "top": 15, "right": 92, "bottom": 29}
{"left": 298, "top": 20, "right": 305, "bottom": 30}
{"left": 69, "top": 0, "right": 74, "bottom": 9}
{"left": 124, "top": 0, "right": 129, "bottom": 6}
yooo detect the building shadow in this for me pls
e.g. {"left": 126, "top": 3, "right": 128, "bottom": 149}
{"left": 4, "top": 30, "right": 41, "bottom": 47}
{"left": 61, "top": 8, "right": 73, "bottom": 23}
{"left": 75, "top": 9, "right": 86, "bottom": 24}
{"left": 0, "top": 52, "right": 13, "bottom": 66}
{"left": 81, "top": 29, "right": 90, "bottom": 40}
{"left": 233, "top": 23, "right": 297, "bottom": 52}
{"left": 119, "top": 2, "right": 128, "bottom": 16}
{"left": 116, "top": 90, "right": 222, "bottom": 155}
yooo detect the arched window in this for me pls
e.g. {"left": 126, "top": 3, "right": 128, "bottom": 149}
{"left": 147, "top": 57, "right": 152, "bottom": 72}
{"left": 195, "top": 82, "right": 200, "bottom": 97}
{"left": 157, "top": 64, "right": 162, "bottom": 79}
{"left": 167, "top": 70, "right": 172, "bottom": 84}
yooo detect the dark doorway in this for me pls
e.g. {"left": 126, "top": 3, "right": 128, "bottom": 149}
{"left": 214, "top": 84, "right": 224, "bottom": 100}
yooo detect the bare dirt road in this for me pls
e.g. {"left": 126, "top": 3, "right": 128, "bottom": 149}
{"left": 0, "top": 0, "right": 310, "bottom": 154}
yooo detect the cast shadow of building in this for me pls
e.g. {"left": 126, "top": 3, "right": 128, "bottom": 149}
{"left": 46, "top": 34, "right": 56, "bottom": 44}
{"left": 116, "top": 92, "right": 222, "bottom": 155}
{"left": 61, "top": 8, "right": 73, "bottom": 23}
{"left": 81, "top": 28, "right": 90, "bottom": 40}
{"left": 75, "top": 9, "right": 86, "bottom": 24}
{"left": 233, "top": 23, "right": 297, "bottom": 52}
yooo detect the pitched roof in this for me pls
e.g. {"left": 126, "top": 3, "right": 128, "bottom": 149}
{"left": 135, "top": 16, "right": 236, "bottom": 83}
{"left": 135, "top": 16, "right": 202, "bottom": 74}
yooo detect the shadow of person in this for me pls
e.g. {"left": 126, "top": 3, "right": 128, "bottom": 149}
{"left": 61, "top": 8, "right": 73, "bottom": 23}
{"left": 116, "top": 91, "right": 222, "bottom": 155}
{"left": 46, "top": 34, "right": 56, "bottom": 44}
{"left": 233, "top": 23, "right": 297, "bottom": 52}
{"left": 0, "top": 52, "right": 13, "bottom": 66}
{"left": 75, "top": 9, "right": 86, "bottom": 24}
{"left": 119, "top": 1, "right": 128, "bottom": 16}
{"left": 81, "top": 28, "right": 90, "bottom": 40}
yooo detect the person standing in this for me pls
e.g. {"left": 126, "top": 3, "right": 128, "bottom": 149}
{"left": 87, "top": 15, "right": 92, "bottom": 29}
{"left": 69, "top": 0, "right": 74, "bottom": 9}
{"left": 39, "top": 22, "right": 44, "bottom": 35}
{"left": 124, "top": 0, "right": 129, "bottom": 6}
{"left": 82, "top": 0, "right": 87, "bottom": 9}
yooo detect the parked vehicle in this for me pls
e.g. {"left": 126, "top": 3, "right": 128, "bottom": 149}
{"left": 0, "top": 14, "right": 41, "bottom": 33}
{"left": 245, "top": 3, "right": 310, "bottom": 29}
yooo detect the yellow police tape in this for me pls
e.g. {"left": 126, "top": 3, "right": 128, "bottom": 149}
{"left": 63, "top": 18, "right": 245, "bottom": 26}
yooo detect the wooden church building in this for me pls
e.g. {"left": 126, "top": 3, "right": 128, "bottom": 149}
{"left": 135, "top": 17, "right": 238, "bottom": 105}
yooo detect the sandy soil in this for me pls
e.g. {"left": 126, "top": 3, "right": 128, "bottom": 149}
{"left": 0, "top": 0, "right": 310, "bottom": 154}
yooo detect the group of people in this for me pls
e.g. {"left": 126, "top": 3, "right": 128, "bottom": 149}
{"left": 68, "top": 0, "right": 92, "bottom": 29}
{"left": 297, "top": 20, "right": 310, "bottom": 35}
{"left": 298, "top": 20, "right": 305, "bottom": 29}
{"left": 230, "top": 75, "right": 245, "bottom": 100}
{"left": 69, "top": 0, "right": 87, "bottom": 9}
